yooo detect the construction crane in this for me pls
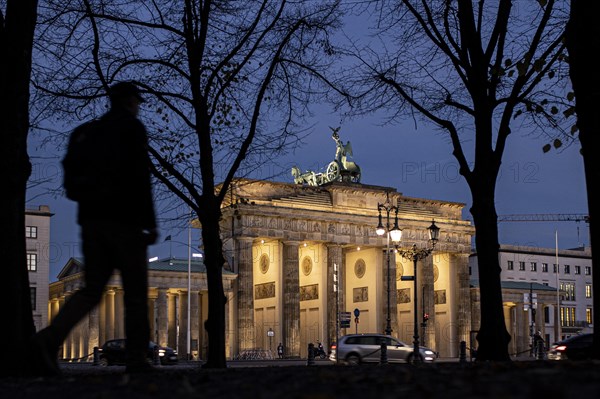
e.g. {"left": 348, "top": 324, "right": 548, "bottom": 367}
{"left": 496, "top": 213, "right": 590, "bottom": 248}
{"left": 497, "top": 214, "right": 589, "bottom": 223}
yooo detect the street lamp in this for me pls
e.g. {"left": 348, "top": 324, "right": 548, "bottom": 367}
{"left": 161, "top": 229, "right": 202, "bottom": 360}
{"left": 396, "top": 220, "right": 440, "bottom": 363}
{"left": 376, "top": 194, "right": 402, "bottom": 335}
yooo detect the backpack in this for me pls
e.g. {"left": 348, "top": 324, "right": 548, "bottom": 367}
{"left": 62, "top": 119, "right": 105, "bottom": 201}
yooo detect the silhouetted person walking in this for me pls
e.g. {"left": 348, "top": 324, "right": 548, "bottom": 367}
{"left": 31, "top": 81, "right": 158, "bottom": 376}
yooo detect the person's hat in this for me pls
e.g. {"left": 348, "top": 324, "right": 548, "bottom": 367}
{"left": 109, "top": 81, "right": 145, "bottom": 103}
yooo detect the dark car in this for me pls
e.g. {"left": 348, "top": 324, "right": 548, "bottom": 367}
{"left": 98, "top": 339, "right": 178, "bottom": 366}
{"left": 547, "top": 333, "right": 593, "bottom": 360}
{"left": 329, "top": 333, "right": 437, "bottom": 365}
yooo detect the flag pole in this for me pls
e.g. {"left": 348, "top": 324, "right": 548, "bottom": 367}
{"left": 555, "top": 230, "right": 561, "bottom": 342}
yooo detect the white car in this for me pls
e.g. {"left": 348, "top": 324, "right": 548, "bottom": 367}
{"left": 329, "top": 333, "right": 437, "bottom": 365}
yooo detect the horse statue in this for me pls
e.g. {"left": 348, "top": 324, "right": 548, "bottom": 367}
{"left": 328, "top": 127, "right": 361, "bottom": 183}
{"left": 291, "top": 127, "right": 361, "bottom": 186}
{"left": 292, "top": 166, "right": 322, "bottom": 186}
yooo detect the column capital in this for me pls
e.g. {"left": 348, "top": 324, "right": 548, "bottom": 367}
{"left": 237, "top": 236, "right": 255, "bottom": 244}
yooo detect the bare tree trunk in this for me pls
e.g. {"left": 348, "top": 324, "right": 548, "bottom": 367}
{"left": 470, "top": 182, "right": 511, "bottom": 361}
{"left": 200, "top": 208, "right": 228, "bottom": 368}
{"left": 566, "top": 0, "right": 600, "bottom": 360}
{"left": 0, "top": 0, "right": 38, "bottom": 377}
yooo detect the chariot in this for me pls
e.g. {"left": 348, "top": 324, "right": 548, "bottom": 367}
{"left": 292, "top": 127, "right": 361, "bottom": 186}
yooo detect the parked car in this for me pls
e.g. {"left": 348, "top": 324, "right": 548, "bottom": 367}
{"left": 98, "top": 339, "right": 178, "bottom": 366}
{"left": 547, "top": 333, "right": 593, "bottom": 360}
{"left": 329, "top": 333, "right": 437, "bottom": 365}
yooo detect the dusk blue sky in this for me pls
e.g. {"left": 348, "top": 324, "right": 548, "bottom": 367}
{"left": 27, "top": 102, "right": 588, "bottom": 282}
{"left": 25, "top": 3, "right": 586, "bottom": 282}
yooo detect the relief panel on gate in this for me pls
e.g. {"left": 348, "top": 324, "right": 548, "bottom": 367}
{"left": 300, "top": 284, "right": 318, "bottom": 301}
{"left": 397, "top": 288, "right": 411, "bottom": 304}
{"left": 353, "top": 287, "right": 368, "bottom": 302}
{"left": 434, "top": 289, "right": 446, "bottom": 305}
{"left": 255, "top": 282, "right": 276, "bottom": 299}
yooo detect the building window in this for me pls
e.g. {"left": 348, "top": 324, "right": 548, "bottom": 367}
{"left": 26, "top": 253, "right": 37, "bottom": 272}
{"left": 586, "top": 284, "right": 592, "bottom": 298}
{"left": 560, "top": 307, "right": 576, "bottom": 327}
{"left": 519, "top": 261, "right": 525, "bottom": 271}
{"left": 542, "top": 263, "right": 548, "bottom": 273}
{"left": 507, "top": 261, "right": 513, "bottom": 271}
{"left": 561, "top": 282, "right": 576, "bottom": 301}
{"left": 586, "top": 308, "right": 593, "bottom": 324}
{"left": 574, "top": 265, "right": 581, "bottom": 275}
{"left": 25, "top": 226, "right": 38, "bottom": 239}
{"left": 30, "top": 287, "right": 36, "bottom": 310}
{"left": 530, "top": 262, "right": 537, "bottom": 272}
{"left": 553, "top": 264, "right": 558, "bottom": 273}
{"left": 544, "top": 306, "right": 550, "bottom": 324}
{"left": 564, "top": 265, "right": 570, "bottom": 274}
{"left": 585, "top": 266, "right": 591, "bottom": 275}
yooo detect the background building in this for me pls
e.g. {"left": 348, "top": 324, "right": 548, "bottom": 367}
{"left": 26, "top": 205, "right": 53, "bottom": 332}
{"left": 49, "top": 257, "right": 236, "bottom": 361}
{"left": 470, "top": 244, "right": 593, "bottom": 355}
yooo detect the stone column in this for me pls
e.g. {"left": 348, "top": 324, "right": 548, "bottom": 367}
{"left": 59, "top": 293, "right": 71, "bottom": 359}
{"left": 156, "top": 289, "right": 168, "bottom": 347}
{"left": 199, "top": 292, "right": 207, "bottom": 359}
{"left": 49, "top": 298, "right": 59, "bottom": 322}
{"left": 470, "top": 288, "right": 481, "bottom": 352}
{"left": 421, "top": 256, "right": 435, "bottom": 350}
{"left": 105, "top": 290, "right": 115, "bottom": 341}
{"left": 190, "top": 291, "right": 200, "bottom": 359}
{"left": 326, "top": 244, "right": 341, "bottom": 348}
{"left": 504, "top": 303, "right": 516, "bottom": 356}
{"left": 167, "top": 292, "right": 177, "bottom": 349}
{"left": 178, "top": 290, "right": 189, "bottom": 358}
{"left": 99, "top": 292, "right": 106, "bottom": 347}
{"left": 77, "top": 317, "right": 88, "bottom": 358}
{"left": 148, "top": 296, "right": 156, "bottom": 343}
{"left": 282, "top": 241, "right": 300, "bottom": 358}
{"left": 453, "top": 253, "right": 472, "bottom": 351}
{"left": 237, "top": 237, "right": 254, "bottom": 352}
{"left": 382, "top": 248, "right": 399, "bottom": 336}
{"left": 68, "top": 330, "right": 76, "bottom": 360}
{"left": 225, "top": 290, "right": 234, "bottom": 359}
{"left": 89, "top": 305, "right": 100, "bottom": 350}
{"left": 114, "top": 289, "right": 125, "bottom": 339}
{"left": 517, "top": 302, "right": 528, "bottom": 356}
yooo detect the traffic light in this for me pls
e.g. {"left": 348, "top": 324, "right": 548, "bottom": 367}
{"left": 423, "top": 313, "right": 429, "bottom": 323}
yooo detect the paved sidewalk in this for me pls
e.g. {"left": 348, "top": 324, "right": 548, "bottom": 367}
{"left": 2, "top": 360, "right": 600, "bottom": 398}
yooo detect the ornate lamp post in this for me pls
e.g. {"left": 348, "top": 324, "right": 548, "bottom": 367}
{"left": 396, "top": 220, "right": 440, "bottom": 363}
{"left": 375, "top": 194, "right": 402, "bottom": 335}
